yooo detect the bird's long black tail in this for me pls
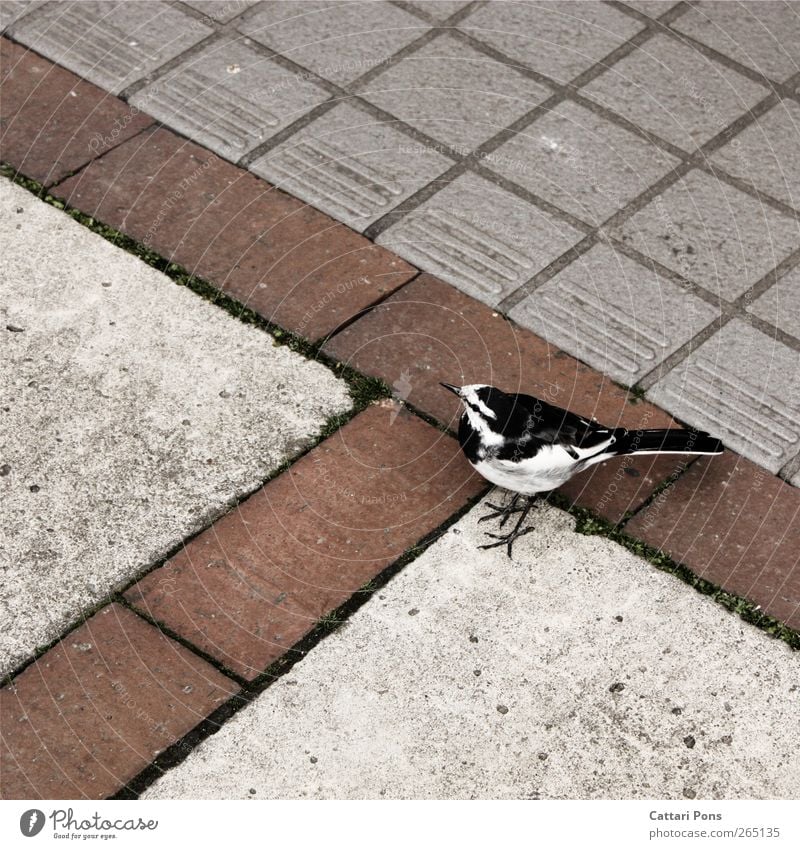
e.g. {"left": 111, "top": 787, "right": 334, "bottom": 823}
{"left": 614, "top": 428, "right": 723, "bottom": 456}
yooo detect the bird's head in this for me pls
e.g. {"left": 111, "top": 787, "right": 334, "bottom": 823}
{"left": 440, "top": 382, "right": 517, "bottom": 443}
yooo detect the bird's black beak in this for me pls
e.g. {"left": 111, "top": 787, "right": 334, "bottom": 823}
{"left": 439, "top": 382, "right": 461, "bottom": 397}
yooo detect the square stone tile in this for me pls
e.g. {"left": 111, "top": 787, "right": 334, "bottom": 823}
{"left": 406, "top": 1, "right": 470, "bottom": 22}
{"left": 612, "top": 169, "right": 800, "bottom": 301}
{"left": 10, "top": 1, "right": 213, "bottom": 95}
{"left": 131, "top": 35, "right": 329, "bottom": 161}
{"left": 623, "top": 1, "right": 680, "bottom": 17}
{"left": 0, "top": 604, "right": 237, "bottom": 799}
{"left": 509, "top": 243, "right": 719, "bottom": 385}
{"left": 238, "top": 0, "right": 427, "bottom": 86}
{"left": 672, "top": 0, "right": 800, "bottom": 83}
{"left": 582, "top": 34, "right": 768, "bottom": 153}
{"left": 711, "top": 99, "right": 800, "bottom": 210}
{"left": 649, "top": 318, "right": 800, "bottom": 473}
{"left": 747, "top": 263, "right": 800, "bottom": 340}
{"left": 0, "top": 1, "right": 44, "bottom": 32}
{"left": 375, "top": 172, "right": 584, "bottom": 307}
{"left": 185, "top": 0, "right": 256, "bottom": 23}
{"left": 485, "top": 100, "right": 679, "bottom": 226}
{"left": 0, "top": 37, "right": 154, "bottom": 185}
{"left": 359, "top": 32, "right": 553, "bottom": 151}
{"left": 125, "top": 404, "right": 484, "bottom": 680}
{"left": 460, "top": 0, "right": 644, "bottom": 84}
{"left": 249, "top": 102, "right": 454, "bottom": 231}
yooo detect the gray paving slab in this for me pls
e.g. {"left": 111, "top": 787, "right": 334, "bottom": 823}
{"left": 711, "top": 99, "right": 800, "bottom": 211}
{"left": 0, "top": 178, "right": 352, "bottom": 675}
{"left": 130, "top": 34, "right": 330, "bottom": 162}
{"left": 509, "top": 242, "right": 719, "bottom": 385}
{"left": 0, "top": 0, "right": 43, "bottom": 32}
{"left": 672, "top": 0, "right": 800, "bottom": 83}
{"left": 359, "top": 32, "right": 553, "bottom": 151}
{"left": 375, "top": 172, "right": 584, "bottom": 307}
{"left": 238, "top": 0, "right": 427, "bottom": 86}
{"left": 746, "top": 262, "right": 800, "bottom": 341}
{"left": 459, "top": 0, "right": 644, "bottom": 85}
{"left": 143, "top": 499, "right": 800, "bottom": 800}
{"left": 184, "top": 0, "right": 257, "bottom": 23}
{"left": 582, "top": 34, "right": 768, "bottom": 153}
{"left": 649, "top": 318, "right": 800, "bottom": 473}
{"left": 611, "top": 169, "right": 800, "bottom": 301}
{"left": 623, "top": 1, "right": 680, "bottom": 17}
{"left": 249, "top": 101, "right": 454, "bottom": 232}
{"left": 9, "top": 0, "right": 213, "bottom": 95}
{"left": 405, "top": 1, "right": 470, "bottom": 22}
{"left": 485, "top": 100, "right": 679, "bottom": 227}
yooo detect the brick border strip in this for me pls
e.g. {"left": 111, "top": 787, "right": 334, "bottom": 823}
{"left": 1, "top": 37, "right": 798, "bottom": 801}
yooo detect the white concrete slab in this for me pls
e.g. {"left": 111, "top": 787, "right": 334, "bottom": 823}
{"left": 0, "top": 178, "right": 352, "bottom": 675}
{"left": 144, "top": 498, "right": 800, "bottom": 800}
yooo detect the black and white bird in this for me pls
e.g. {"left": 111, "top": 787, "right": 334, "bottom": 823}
{"left": 440, "top": 382, "right": 724, "bottom": 557}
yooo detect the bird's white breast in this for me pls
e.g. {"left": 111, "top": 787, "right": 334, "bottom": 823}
{"left": 472, "top": 444, "right": 582, "bottom": 495}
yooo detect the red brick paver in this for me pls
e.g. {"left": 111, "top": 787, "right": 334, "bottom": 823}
{"left": 125, "top": 402, "right": 484, "bottom": 680}
{"left": 626, "top": 451, "right": 800, "bottom": 630}
{"left": 53, "top": 126, "right": 417, "bottom": 341}
{"left": 0, "top": 38, "right": 153, "bottom": 185}
{"left": 0, "top": 604, "right": 237, "bottom": 800}
{"left": 323, "top": 273, "right": 685, "bottom": 523}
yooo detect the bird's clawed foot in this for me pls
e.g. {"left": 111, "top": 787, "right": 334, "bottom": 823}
{"left": 479, "top": 525, "right": 535, "bottom": 558}
{"left": 478, "top": 493, "right": 538, "bottom": 558}
{"left": 478, "top": 493, "right": 526, "bottom": 529}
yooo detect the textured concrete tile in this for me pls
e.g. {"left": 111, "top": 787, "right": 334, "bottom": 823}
{"left": 131, "top": 35, "right": 329, "bottom": 162}
{"left": 612, "top": 169, "right": 800, "bottom": 300}
{"left": 0, "top": 604, "right": 237, "bottom": 800}
{"left": 649, "top": 318, "right": 800, "bottom": 473}
{"left": 238, "top": 0, "right": 426, "bottom": 85}
{"left": 623, "top": 1, "right": 679, "bottom": 16}
{"left": 54, "top": 127, "right": 417, "bottom": 341}
{"left": 405, "top": 1, "right": 470, "bottom": 21}
{"left": 125, "top": 404, "right": 484, "bottom": 680}
{"left": 250, "top": 102, "right": 453, "bottom": 231}
{"left": 324, "top": 272, "right": 687, "bottom": 523}
{"left": 143, "top": 501, "right": 800, "bottom": 800}
{"left": 711, "top": 99, "right": 800, "bottom": 210}
{"left": 510, "top": 243, "right": 719, "bottom": 385}
{"left": 627, "top": 452, "right": 800, "bottom": 631}
{"left": 747, "top": 263, "right": 800, "bottom": 339}
{"left": 9, "top": 0, "right": 212, "bottom": 95}
{"left": 0, "top": 178, "right": 352, "bottom": 675}
{"left": 0, "top": 38, "right": 153, "bottom": 185}
{"left": 0, "top": 0, "right": 44, "bottom": 31}
{"left": 185, "top": 0, "right": 256, "bottom": 22}
{"left": 672, "top": 0, "right": 800, "bottom": 83}
{"left": 582, "top": 34, "right": 768, "bottom": 152}
{"left": 360, "top": 32, "right": 553, "bottom": 150}
{"left": 485, "top": 100, "right": 679, "bottom": 226}
{"left": 375, "top": 172, "right": 583, "bottom": 307}
{"left": 460, "top": 0, "right": 644, "bottom": 84}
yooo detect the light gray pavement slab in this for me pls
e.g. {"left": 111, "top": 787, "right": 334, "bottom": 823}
{"left": 143, "top": 499, "right": 800, "bottom": 800}
{"left": 184, "top": 0, "right": 258, "bottom": 24}
{"left": 9, "top": 0, "right": 213, "bottom": 95}
{"left": 358, "top": 32, "right": 553, "bottom": 151}
{"left": 0, "top": 0, "right": 43, "bottom": 32}
{"left": 611, "top": 169, "right": 800, "bottom": 302}
{"left": 130, "top": 34, "right": 330, "bottom": 162}
{"left": 238, "top": 1, "right": 428, "bottom": 86}
{"left": 405, "top": 1, "right": 471, "bottom": 23}
{"left": 484, "top": 100, "right": 679, "bottom": 227}
{"left": 249, "top": 101, "right": 454, "bottom": 231}
{"left": 649, "top": 318, "right": 800, "bottom": 474}
{"left": 671, "top": 0, "right": 800, "bottom": 84}
{"left": 582, "top": 34, "right": 768, "bottom": 153}
{"left": 0, "top": 178, "right": 352, "bottom": 675}
{"left": 459, "top": 0, "right": 644, "bottom": 85}
{"left": 747, "top": 262, "right": 800, "bottom": 340}
{"left": 710, "top": 99, "right": 800, "bottom": 211}
{"left": 623, "top": 1, "right": 680, "bottom": 17}
{"left": 375, "top": 172, "right": 584, "bottom": 307}
{"left": 509, "top": 242, "right": 719, "bottom": 385}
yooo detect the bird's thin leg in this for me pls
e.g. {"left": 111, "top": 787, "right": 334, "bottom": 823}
{"left": 479, "top": 495, "right": 537, "bottom": 558}
{"left": 478, "top": 492, "right": 525, "bottom": 528}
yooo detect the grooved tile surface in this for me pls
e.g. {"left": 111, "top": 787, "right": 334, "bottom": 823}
{"left": 359, "top": 32, "right": 553, "bottom": 151}
{"left": 238, "top": 0, "right": 427, "bottom": 85}
{"left": 0, "top": 1, "right": 44, "bottom": 32}
{"left": 131, "top": 35, "right": 329, "bottom": 161}
{"left": 250, "top": 101, "right": 454, "bottom": 231}
{"left": 509, "top": 243, "right": 719, "bottom": 384}
{"left": 10, "top": 1, "right": 213, "bottom": 94}
{"left": 582, "top": 34, "right": 768, "bottom": 153}
{"left": 0, "top": 604, "right": 238, "bottom": 800}
{"left": 460, "top": 0, "right": 644, "bottom": 84}
{"left": 125, "top": 403, "right": 484, "bottom": 680}
{"left": 649, "top": 319, "right": 800, "bottom": 473}
{"left": 185, "top": 0, "right": 257, "bottom": 23}
{"left": 746, "top": 263, "right": 800, "bottom": 340}
{"left": 623, "top": 1, "right": 680, "bottom": 17}
{"left": 375, "top": 172, "right": 584, "bottom": 307}
{"left": 612, "top": 169, "right": 800, "bottom": 301}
